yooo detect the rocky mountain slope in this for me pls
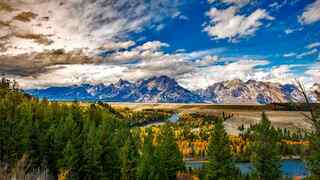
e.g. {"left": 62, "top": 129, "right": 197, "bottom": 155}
{"left": 26, "top": 76, "right": 203, "bottom": 103}
{"left": 26, "top": 76, "right": 315, "bottom": 104}
{"left": 198, "top": 79, "right": 304, "bottom": 104}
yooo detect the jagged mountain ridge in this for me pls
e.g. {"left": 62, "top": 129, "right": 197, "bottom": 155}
{"left": 26, "top": 76, "right": 204, "bottom": 103}
{"left": 198, "top": 79, "right": 303, "bottom": 104}
{"left": 26, "top": 76, "right": 311, "bottom": 104}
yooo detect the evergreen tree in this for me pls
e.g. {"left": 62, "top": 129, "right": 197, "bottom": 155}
{"left": 206, "top": 118, "right": 238, "bottom": 180}
{"left": 250, "top": 112, "right": 281, "bottom": 180}
{"left": 306, "top": 132, "right": 320, "bottom": 179}
{"left": 305, "top": 104, "right": 320, "bottom": 178}
{"left": 119, "top": 134, "right": 139, "bottom": 180}
{"left": 155, "top": 125, "right": 185, "bottom": 180}
{"left": 57, "top": 112, "right": 83, "bottom": 178}
{"left": 60, "top": 141, "right": 78, "bottom": 171}
{"left": 137, "top": 129, "right": 157, "bottom": 180}
{"left": 99, "top": 113, "right": 126, "bottom": 179}
{"left": 80, "top": 121, "right": 103, "bottom": 179}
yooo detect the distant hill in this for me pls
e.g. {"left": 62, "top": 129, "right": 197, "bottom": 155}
{"left": 26, "top": 76, "right": 316, "bottom": 104}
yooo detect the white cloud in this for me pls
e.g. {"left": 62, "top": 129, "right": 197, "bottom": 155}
{"left": 203, "top": 6, "right": 274, "bottom": 40}
{"left": 208, "top": 0, "right": 250, "bottom": 6}
{"left": 103, "top": 41, "right": 136, "bottom": 51}
{"left": 306, "top": 69, "right": 320, "bottom": 80}
{"left": 296, "top": 49, "right": 318, "bottom": 59}
{"left": 283, "top": 52, "right": 297, "bottom": 57}
{"left": 284, "top": 49, "right": 319, "bottom": 59}
{"left": 269, "top": 1, "right": 289, "bottom": 10}
{"left": 12, "top": 41, "right": 226, "bottom": 89}
{"left": 306, "top": 42, "right": 320, "bottom": 49}
{"left": 19, "top": 64, "right": 128, "bottom": 89}
{"left": 178, "top": 59, "right": 270, "bottom": 90}
{"left": 105, "top": 41, "right": 170, "bottom": 62}
{"left": 136, "top": 41, "right": 170, "bottom": 51}
{"left": 299, "top": 0, "right": 320, "bottom": 24}
{"left": 304, "top": 63, "right": 320, "bottom": 87}
{"left": 8, "top": 39, "right": 318, "bottom": 90}
{"left": 155, "top": 24, "right": 166, "bottom": 31}
{"left": 194, "top": 55, "right": 219, "bottom": 66}
{"left": 13, "top": 46, "right": 318, "bottom": 90}
{"left": 285, "top": 29, "right": 294, "bottom": 34}
{"left": 284, "top": 27, "right": 303, "bottom": 34}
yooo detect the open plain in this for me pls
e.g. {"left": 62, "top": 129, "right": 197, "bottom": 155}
{"left": 109, "top": 103, "right": 313, "bottom": 135}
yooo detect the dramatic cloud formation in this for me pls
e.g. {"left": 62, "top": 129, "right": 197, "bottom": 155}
{"left": 0, "top": 0, "right": 183, "bottom": 55}
{"left": 299, "top": 0, "right": 320, "bottom": 24}
{"left": 203, "top": 6, "right": 274, "bottom": 40}
{"left": 0, "top": 50, "right": 102, "bottom": 76}
{"left": 0, "top": 1, "right": 318, "bottom": 90}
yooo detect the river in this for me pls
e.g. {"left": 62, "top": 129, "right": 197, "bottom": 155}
{"left": 185, "top": 160, "right": 309, "bottom": 178}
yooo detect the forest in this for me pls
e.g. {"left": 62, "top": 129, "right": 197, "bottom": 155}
{"left": 0, "top": 77, "right": 320, "bottom": 180}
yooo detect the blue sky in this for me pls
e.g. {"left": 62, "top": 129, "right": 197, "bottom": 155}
{"left": 1, "top": 0, "right": 319, "bottom": 89}
{"left": 135, "top": 0, "right": 319, "bottom": 66}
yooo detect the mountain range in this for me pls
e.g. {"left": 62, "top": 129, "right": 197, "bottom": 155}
{"left": 26, "top": 75, "right": 319, "bottom": 104}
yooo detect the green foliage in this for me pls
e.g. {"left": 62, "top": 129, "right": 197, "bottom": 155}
{"left": 305, "top": 105, "right": 320, "bottom": 178}
{"left": 120, "top": 134, "right": 139, "bottom": 180}
{"left": 249, "top": 112, "right": 282, "bottom": 180}
{"left": 154, "top": 125, "right": 185, "bottom": 180}
{"left": 0, "top": 77, "right": 189, "bottom": 180}
{"left": 306, "top": 133, "right": 320, "bottom": 178}
{"left": 137, "top": 129, "right": 157, "bottom": 180}
{"left": 206, "top": 118, "right": 238, "bottom": 180}
{"left": 0, "top": 77, "right": 127, "bottom": 179}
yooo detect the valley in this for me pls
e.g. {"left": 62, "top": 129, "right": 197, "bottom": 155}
{"left": 110, "top": 103, "right": 313, "bottom": 135}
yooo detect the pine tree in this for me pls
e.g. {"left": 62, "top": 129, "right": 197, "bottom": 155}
{"left": 81, "top": 121, "right": 103, "bottom": 179}
{"left": 250, "top": 112, "right": 281, "bottom": 180}
{"left": 306, "top": 132, "right": 320, "bottom": 179}
{"left": 60, "top": 141, "right": 78, "bottom": 170}
{"left": 137, "top": 129, "right": 157, "bottom": 180}
{"left": 206, "top": 118, "right": 238, "bottom": 180}
{"left": 155, "top": 125, "right": 185, "bottom": 180}
{"left": 305, "top": 105, "right": 320, "bottom": 178}
{"left": 119, "top": 134, "right": 139, "bottom": 180}
{"left": 99, "top": 114, "right": 125, "bottom": 179}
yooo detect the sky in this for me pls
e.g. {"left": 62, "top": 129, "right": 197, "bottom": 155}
{"left": 0, "top": 0, "right": 319, "bottom": 90}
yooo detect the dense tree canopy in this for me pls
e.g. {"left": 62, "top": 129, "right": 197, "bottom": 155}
{"left": 207, "top": 118, "right": 238, "bottom": 180}
{"left": 249, "top": 112, "right": 282, "bottom": 180}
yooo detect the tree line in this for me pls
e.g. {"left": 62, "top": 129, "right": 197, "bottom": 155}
{"left": 0, "top": 77, "right": 184, "bottom": 179}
